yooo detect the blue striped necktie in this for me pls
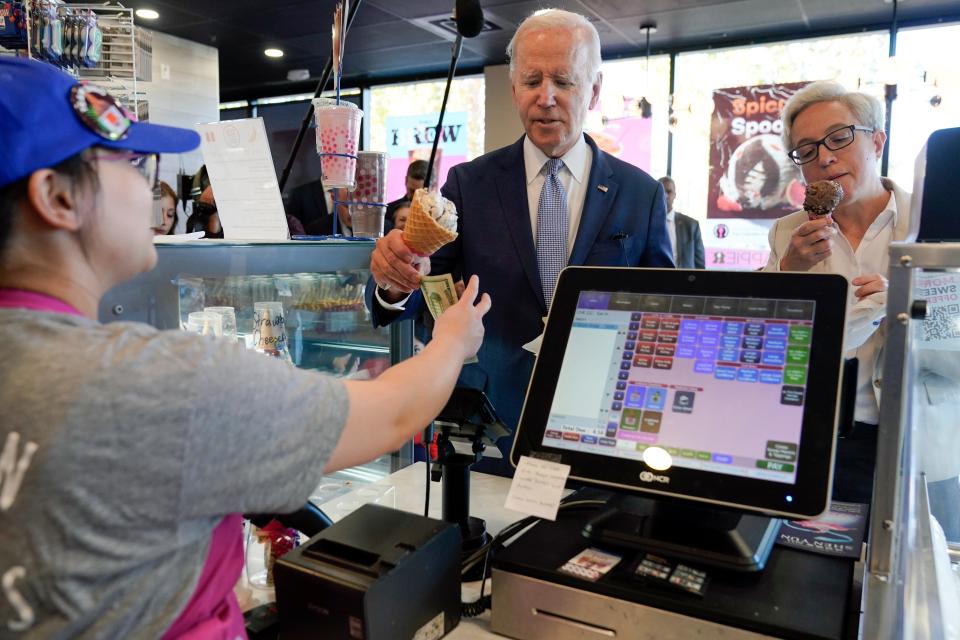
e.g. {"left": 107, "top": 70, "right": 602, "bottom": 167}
{"left": 536, "top": 158, "right": 569, "bottom": 309}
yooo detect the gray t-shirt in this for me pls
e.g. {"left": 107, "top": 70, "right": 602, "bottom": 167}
{"left": 0, "top": 309, "right": 349, "bottom": 638}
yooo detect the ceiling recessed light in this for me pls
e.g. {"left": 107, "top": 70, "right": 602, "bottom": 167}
{"left": 135, "top": 8, "right": 159, "bottom": 20}
{"left": 264, "top": 48, "right": 284, "bottom": 58}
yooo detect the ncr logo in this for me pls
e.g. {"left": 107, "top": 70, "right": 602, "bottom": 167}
{"left": 639, "top": 471, "right": 670, "bottom": 484}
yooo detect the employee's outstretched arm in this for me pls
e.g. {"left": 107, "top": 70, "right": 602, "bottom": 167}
{"left": 326, "top": 275, "right": 491, "bottom": 471}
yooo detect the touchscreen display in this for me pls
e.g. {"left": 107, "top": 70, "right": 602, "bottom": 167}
{"left": 543, "top": 291, "right": 815, "bottom": 485}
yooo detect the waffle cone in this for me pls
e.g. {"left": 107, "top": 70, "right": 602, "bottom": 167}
{"left": 401, "top": 196, "right": 458, "bottom": 256}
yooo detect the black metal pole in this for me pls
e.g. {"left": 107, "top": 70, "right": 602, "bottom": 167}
{"left": 278, "top": 0, "right": 365, "bottom": 193}
{"left": 881, "top": 0, "right": 898, "bottom": 176}
{"left": 441, "top": 455, "right": 472, "bottom": 538}
{"left": 423, "top": 35, "right": 463, "bottom": 190}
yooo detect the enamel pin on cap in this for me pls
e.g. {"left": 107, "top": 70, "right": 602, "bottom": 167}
{"left": 69, "top": 83, "right": 133, "bottom": 141}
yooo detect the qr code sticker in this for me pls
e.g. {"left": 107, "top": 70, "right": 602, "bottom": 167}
{"left": 922, "top": 304, "right": 960, "bottom": 343}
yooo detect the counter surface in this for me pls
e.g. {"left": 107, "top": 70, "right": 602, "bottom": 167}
{"left": 237, "top": 463, "right": 861, "bottom": 639}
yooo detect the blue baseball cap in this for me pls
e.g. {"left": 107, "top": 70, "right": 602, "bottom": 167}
{"left": 0, "top": 57, "right": 201, "bottom": 189}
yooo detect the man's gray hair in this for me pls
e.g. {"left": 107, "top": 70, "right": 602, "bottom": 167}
{"left": 506, "top": 9, "right": 602, "bottom": 83}
{"left": 781, "top": 81, "right": 885, "bottom": 148}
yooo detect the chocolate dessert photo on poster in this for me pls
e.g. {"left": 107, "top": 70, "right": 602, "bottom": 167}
{"left": 708, "top": 82, "right": 809, "bottom": 220}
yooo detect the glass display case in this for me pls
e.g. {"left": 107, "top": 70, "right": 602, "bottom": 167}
{"left": 99, "top": 239, "right": 415, "bottom": 491}
{"left": 864, "top": 241, "right": 960, "bottom": 639}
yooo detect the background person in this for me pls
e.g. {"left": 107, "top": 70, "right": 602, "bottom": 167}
{"left": 658, "top": 175, "right": 705, "bottom": 268}
{"left": 152, "top": 180, "right": 178, "bottom": 235}
{"left": 385, "top": 159, "right": 428, "bottom": 223}
{"left": 763, "top": 81, "right": 911, "bottom": 504}
{"left": 285, "top": 176, "right": 334, "bottom": 235}
{"left": 187, "top": 172, "right": 305, "bottom": 238}
{"left": 392, "top": 200, "right": 412, "bottom": 230}
{"left": 185, "top": 183, "right": 223, "bottom": 238}
{"left": 366, "top": 9, "right": 673, "bottom": 474}
{"left": 0, "top": 57, "right": 490, "bottom": 638}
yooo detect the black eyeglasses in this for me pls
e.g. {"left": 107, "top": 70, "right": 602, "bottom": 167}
{"left": 788, "top": 124, "right": 874, "bottom": 165}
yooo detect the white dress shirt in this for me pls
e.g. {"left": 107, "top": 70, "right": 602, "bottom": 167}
{"left": 833, "top": 193, "right": 897, "bottom": 424}
{"left": 523, "top": 135, "right": 592, "bottom": 257}
{"left": 377, "top": 135, "right": 595, "bottom": 310}
{"left": 665, "top": 209, "right": 678, "bottom": 264}
{"left": 766, "top": 193, "right": 897, "bottom": 424}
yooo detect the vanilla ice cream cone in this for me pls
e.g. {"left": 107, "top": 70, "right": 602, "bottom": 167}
{"left": 401, "top": 188, "right": 458, "bottom": 256}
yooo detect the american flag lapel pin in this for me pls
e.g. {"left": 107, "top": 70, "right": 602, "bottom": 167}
{"left": 597, "top": 184, "right": 608, "bottom": 193}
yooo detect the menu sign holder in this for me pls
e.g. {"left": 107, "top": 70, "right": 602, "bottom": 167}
{"left": 196, "top": 118, "right": 290, "bottom": 241}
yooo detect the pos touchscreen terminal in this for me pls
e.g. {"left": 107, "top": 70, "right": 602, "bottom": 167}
{"left": 510, "top": 267, "right": 849, "bottom": 570}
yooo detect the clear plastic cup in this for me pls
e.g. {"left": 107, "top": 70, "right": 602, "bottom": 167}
{"left": 351, "top": 209, "right": 385, "bottom": 238}
{"left": 313, "top": 98, "right": 363, "bottom": 189}
{"left": 203, "top": 306, "right": 238, "bottom": 342}
{"left": 186, "top": 311, "right": 223, "bottom": 338}
{"left": 253, "top": 301, "right": 291, "bottom": 362}
{"left": 350, "top": 151, "right": 387, "bottom": 238}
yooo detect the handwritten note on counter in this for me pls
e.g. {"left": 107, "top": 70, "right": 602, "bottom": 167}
{"left": 504, "top": 456, "right": 571, "bottom": 521}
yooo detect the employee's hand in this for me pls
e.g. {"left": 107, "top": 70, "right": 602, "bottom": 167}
{"left": 432, "top": 275, "right": 491, "bottom": 361}
{"left": 779, "top": 217, "right": 835, "bottom": 272}
{"left": 852, "top": 273, "right": 887, "bottom": 300}
{"left": 370, "top": 229, "right": 430, "bottom": 300}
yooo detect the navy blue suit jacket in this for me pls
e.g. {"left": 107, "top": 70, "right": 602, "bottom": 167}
{"left": 285, "top": 180, "right": 333, "bottom": 235}
{"left": 368, "top": 134, "right": 674, "bottom": 474}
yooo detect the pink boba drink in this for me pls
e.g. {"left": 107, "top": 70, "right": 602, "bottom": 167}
{"left": 312, "top": 97, "right": 363, "bottom": 189}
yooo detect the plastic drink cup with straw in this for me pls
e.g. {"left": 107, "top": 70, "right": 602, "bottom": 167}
{"left": 349, "top": 151, "right": 387, "bottom": 238}
{"left": 313, "top": 98, "right": 362, "bottom": 190}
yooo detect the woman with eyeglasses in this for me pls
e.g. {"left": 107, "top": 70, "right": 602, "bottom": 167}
{"left": 762, "top": 81, "right": 912, "bottom": 505}
{"left": 0, "top": 58, "right": 490, "bottom": 639}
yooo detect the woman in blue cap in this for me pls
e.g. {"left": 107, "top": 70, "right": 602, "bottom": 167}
{"left": 0, "top": 58, "right": 490, "bottom": 639}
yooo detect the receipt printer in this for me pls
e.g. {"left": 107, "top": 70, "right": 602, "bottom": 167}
{"left": 274, "top": 503, "right": 462, "bottom": 639}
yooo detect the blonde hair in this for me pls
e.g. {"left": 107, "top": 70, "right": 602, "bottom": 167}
{"left": 781, "top": 81, "right": 885, "bottom": 148}
{"left": 506, "top": 9, "right": 601, "bottom": 83}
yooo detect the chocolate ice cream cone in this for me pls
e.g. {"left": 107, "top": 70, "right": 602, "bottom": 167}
{"left": 803, "top": 180, "right": 844, "bottom": 220}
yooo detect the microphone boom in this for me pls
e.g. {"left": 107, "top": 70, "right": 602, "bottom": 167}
{"left": 454, "top": 0, "right": 484, "bottom": 38}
